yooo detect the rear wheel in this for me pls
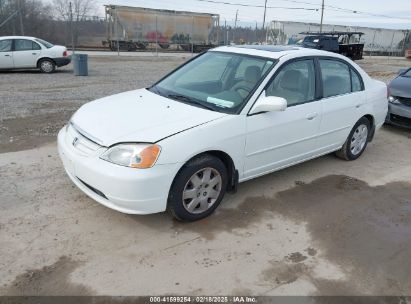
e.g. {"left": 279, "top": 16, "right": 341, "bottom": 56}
{"left": 39, "top": 59, "right": 56, "bottom": 73}
{"left": 336, "top": 117, "right": 371, "bottom": 160}
{"left": 168, "top": 155, "right": 228, "bottom": 221}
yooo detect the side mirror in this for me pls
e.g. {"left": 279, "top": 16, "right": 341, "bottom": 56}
{"left": 249, "top": 94, "right": 287, "bottom": 115}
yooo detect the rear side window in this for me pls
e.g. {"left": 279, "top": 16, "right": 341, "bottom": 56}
{"left": 14, "top": 39, "right": 40, "bottom": 51}
{"left": 32, "top": 42, "right": 41, "bottom": 50}
{"left": 0, "top": 39, "right": 12, "bottom": 52}
{"left": 320, "top": 59, "right": 351, "bottom": 98}
{"left": 351, "top": 69, "right": 363, "bottom": 92}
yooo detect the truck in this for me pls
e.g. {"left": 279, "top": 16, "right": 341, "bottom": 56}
{"left": 103, "top": 5, "right": 220, "bottom": 52}
{"left": 298, "top": 31, "right": 365, "bottom": 60}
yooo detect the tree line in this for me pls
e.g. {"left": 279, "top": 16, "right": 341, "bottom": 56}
{"left": 0, "top": 0, "right": 98, "bottom": 46}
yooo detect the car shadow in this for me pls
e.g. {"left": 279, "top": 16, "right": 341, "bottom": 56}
{"left": 0, "top": 69, "right": 72, "bottom": 74}
{"left": 383, "top": 123, "right": 411, "bottom": 138}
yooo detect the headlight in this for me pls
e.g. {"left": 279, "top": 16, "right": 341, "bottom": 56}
{"left": 388, "top": 96, "right": 400, "bottom": 104}
{"left": 100, "top": 144, "right": 161, "bottom": 169}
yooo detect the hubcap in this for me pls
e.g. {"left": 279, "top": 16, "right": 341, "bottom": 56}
{"left": 350, "top": 124, "right": 368, "bottom": 156}
{"left": 182, "top": 167, "right": 222, "bottom": 214}
{"left": 41, "top": 61, "right": 53, "bottom": 72}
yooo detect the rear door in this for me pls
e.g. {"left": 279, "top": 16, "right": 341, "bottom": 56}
{"left": 316, "top": 57, "right": 366, "bottom": 154}
{"left": 0, "top": 39, "right": 14, "bottom": 69}
{"left": 12, "top": 39, "right": 42, "bottom": 68}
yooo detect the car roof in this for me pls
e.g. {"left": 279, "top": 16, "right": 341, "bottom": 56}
{"left": 211, "top": 45, "right": 337, "bottom": 60}
{"left": 0, "top": 36, "right": 36, "bottom": 40}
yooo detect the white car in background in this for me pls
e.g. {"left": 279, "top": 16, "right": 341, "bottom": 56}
{"left": 58, "top": 45, "right": 388, "bottom": 221}
{"left": 0, "top": 36, "right": 70, "bottom": 73}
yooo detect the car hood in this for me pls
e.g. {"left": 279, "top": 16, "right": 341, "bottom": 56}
{"left": 389, "top": 76, "right": 411, "bottom": 98}
{"left": 70, "top": 89, "right": 228, "bottom": 146}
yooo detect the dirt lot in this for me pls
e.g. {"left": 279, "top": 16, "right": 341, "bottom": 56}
{"left": 0, "top": 53, "right": 411, "bottom": 297}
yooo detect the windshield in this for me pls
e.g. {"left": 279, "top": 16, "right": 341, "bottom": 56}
{"left": 402, "top": 69, "right": 411, "bottom": 77}
{"left": 35, "top": 38, "right": 54, "bottom": 48}
{"left": 150, "top": 51, "right": 276, "bottom": 114}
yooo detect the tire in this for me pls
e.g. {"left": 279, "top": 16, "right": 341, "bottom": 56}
{"left": 168, "top": 155, "right": 228, "bottom": 222}
{"left": 336, "top": 117, "right": 371, "bottom": 161}
{"left": 39, "top": 59, "right": 56, "bottom": 73}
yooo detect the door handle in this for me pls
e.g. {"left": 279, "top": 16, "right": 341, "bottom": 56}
{"left": 4, "top": 54, "right": 10, "bottom": 57}
{"left": 32, "top": 53, "right": 38, "bottom": 55}
{"left": 306, "top": 112, "right": 318, "bottom": 120}
{"left": 355, "top": 104, "right": 362, "bottom": 108}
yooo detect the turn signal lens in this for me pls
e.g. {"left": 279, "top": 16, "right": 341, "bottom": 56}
{"left": 131, "top": 145, "right": 161, "bottom": 169}
{"left": 100, "top": 144, "right": 161, "bottom": 169}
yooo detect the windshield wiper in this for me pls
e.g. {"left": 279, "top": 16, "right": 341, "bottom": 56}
{"left": 167, "top": 94, "right": 216, "bottom": 111}
{"left": 149, "top": 85, "right": 162, "bottom": 95}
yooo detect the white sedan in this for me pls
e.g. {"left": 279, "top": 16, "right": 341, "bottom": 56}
{"left": 58, "top": 46, "right": 387, "bottom": 221}
{"left": 0, "top": 36, "right": 70, "bottom": 73}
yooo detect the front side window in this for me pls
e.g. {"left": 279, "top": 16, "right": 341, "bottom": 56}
{"left": 320, "top": 59, "right": 351, "bottom": 98}
{"left": 151, "top": 52, "right": 275, "bottom": 114}
{"left": 266, "top": 59, "right": 316, "bottom": 106}
{"left": 15, "top": 39, "right": 37, "bottom": 51}
{"left": 0, "top": 39, "right": 12, "bottom": 52}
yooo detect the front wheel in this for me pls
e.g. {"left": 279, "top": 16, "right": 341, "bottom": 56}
{"left": 168, "top": 155, "right": 228, "bottom": 221}
{"left": 336, "top": 117, "right": 371, "bottom": 161}
{"left": 39, "top": 59, "right": 56, "bottom": 73}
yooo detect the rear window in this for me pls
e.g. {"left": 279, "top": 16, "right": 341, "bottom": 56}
{"left": 35, "top": 38, "right": 54, "bottom": 49}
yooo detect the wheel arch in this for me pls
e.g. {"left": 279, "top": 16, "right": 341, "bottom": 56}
{"left": 174, "top": 150, "right": 238, "bottom": 193}
{"left": 363, "top": 114, "right": 376, "bottom": 142}
{"left": 37, "top": 57, "right": 56, "bottom": 68}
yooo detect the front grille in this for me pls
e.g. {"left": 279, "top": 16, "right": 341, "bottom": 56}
{"left": 66, "top": 124, "right": 102, "bottom": 156}
{"left": 78, "top": 178, "right": 108, "bottom": 200}
{"left": 398, "top": 97, "right": 411, "bottom": 107}
{"left": 390, "top": 114, "right": 411, "bottom": 127}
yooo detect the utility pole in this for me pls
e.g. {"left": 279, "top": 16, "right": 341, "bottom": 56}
{"left": 224, "top": 19, "right": 227, "bottom": 45}
{"left": 255, "top": 21, "right": 258, "bottom": 43}
{"left": 262, "top": 0, "right": 268, "bottom": 31}
{"left": 233, "top": 9, "right": 238, "bottom": 44}
{"left": 69, "top": 2, "right": 75, "bottom": 54}
{"left": 17, "top": 0, "right": 24, "bottom": 35}
{"left": 319, "top": 0, "right": 324, "bottom": 33}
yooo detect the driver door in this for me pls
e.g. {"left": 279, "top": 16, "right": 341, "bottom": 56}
{"left": 243, "top": 58, "right": 321, "bottom": 179}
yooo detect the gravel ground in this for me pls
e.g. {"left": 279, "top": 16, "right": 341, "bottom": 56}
{"left": 0, "top": 54, "right": 411, "bottom": 297}
{"left": 0, "top": 55, "right": 186, "bottom": 153}
{"left": 0, "top": 54, "right": 409, "bottom": 153}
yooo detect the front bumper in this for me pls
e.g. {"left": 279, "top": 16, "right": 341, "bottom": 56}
{"left": 385, "top": 102, "right": 411, "bottom": 129}
{"left": 57, "top": 127, "right": 180, "bottom": 214}
{"left": 54, "top": 56, "right": 71, "bottom": 67}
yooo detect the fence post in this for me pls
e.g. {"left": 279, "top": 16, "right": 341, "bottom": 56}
{"left": 191, "top": 16, "right": 194, "bottom": 56}
{"left": 155, "top": 15, "right": 158, "bottom": 57}
{"left": 370, "top": 30, "right": 376, "bottom": 58}
{"left": 114, "top": 8, "right": 119, "bottom": 56}
{"left": 389, "top": 31, "right": 395, "bottom": 59}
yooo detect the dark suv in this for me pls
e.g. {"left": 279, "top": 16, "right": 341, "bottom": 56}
{"left": 300, "top": 36, "right": 339, "bottom": 52}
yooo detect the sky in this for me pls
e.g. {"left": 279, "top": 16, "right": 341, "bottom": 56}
{"left": 92, "top": 0, "right": 411, "bottom": 30}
